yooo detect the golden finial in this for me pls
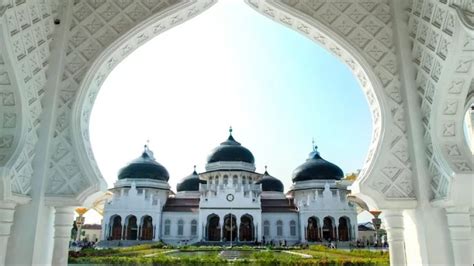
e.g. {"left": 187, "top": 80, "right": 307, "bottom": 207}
{"left": 75, "top": 207, "right": 88, "bottom": 216}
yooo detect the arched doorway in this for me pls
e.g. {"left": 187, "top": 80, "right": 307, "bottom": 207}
{"left": 140, "top": 216, "right": 153, "bottom": 241}
{"left": 239, "top": 214, "right": 253, "bottom": 242}
{"left": 322, "top": 216, "right": 335, "bottom": 241}
{"left": 307, "top": 216, "right": 320, "bottom": 242}
{"left": 207, "top": 214, "right": 220, "bottom": 241}
{"left": 110, "top": 215, "right": 122, "bottom": 240}
{"left": 223, "top": 214, "right": 237, "bottom": 242}
{"left": 338, "top": 217, "right": 350, "bottom": 241}
{"left": 125, "top": 215, "right": 138, "bottom": 240}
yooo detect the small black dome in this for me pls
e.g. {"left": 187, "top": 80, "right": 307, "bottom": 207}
{"left": 118, "top": 146, "right": 169, "bottom": 181}
{"left": 256, "top": 169, "right": 284, "bottom": 192}
{"left": 292, "top": 147, "right": 343, "bottom": 182}
{"left": 177, "top": 167, "right": 206, "bottom": 192}
{"left": 207, "top": 128, "right": 255, "bottom": 164}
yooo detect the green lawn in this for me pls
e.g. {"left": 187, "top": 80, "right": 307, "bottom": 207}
{"left": 69, "top": 244, "right": 389, "bottom": 265}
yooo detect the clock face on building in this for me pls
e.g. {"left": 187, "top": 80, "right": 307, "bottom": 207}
{"left": 226, "top": 193, "right": 234, "bottom": 202}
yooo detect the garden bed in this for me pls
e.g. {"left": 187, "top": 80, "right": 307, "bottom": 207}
{"left": 69, "top": 244, "right": 389, "bottom": 265}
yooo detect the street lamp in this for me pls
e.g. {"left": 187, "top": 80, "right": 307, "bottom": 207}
{"left": 75, "top": 207, "right": 88, "bottom": 241}
{"left": 369, "top": 210, "right": 382, "bottom": 248}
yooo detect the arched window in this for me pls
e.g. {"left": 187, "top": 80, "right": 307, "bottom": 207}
{"left": 223, "top": 175, "right": 228, "bottom": 185}
{"left": 233, "top": 175, "right": 238, "bottom": 185}
{"left": 276, "top": 220, "right": 283, "bottom": 236}
{"left": 209, "top": 176, "right": 213, "bottom": 184}
{"left": 263, "top": 220, "right": 270, "bottom": 236}
{"left": 290, "top": 220, "right": 296, "bottom": 236}
{"left": 177, "top": 219, "right": 184, "bottom": 236}
{"left": 164, "top": 219, "right": 171, "bottom": 236}
{"left": 191, "top": 220, "right": 197, "bottom": 236}
{"left": 215, "top": 176, "right": 219, "bottom": 185}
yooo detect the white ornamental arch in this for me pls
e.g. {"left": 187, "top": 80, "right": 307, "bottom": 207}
{"left": 61, "top": 0, "right": 417, "bottom": 208}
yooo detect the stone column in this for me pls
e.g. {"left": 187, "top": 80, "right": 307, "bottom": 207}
{"left": 470, "top": 210, "right": 474, "bottom": 262}
{"left": 220, "top": 220, "right": 223, "bottom": 242}
{"left": 299, "top": 217, "right": 306, "bottom": 243}
{"left": 122, "top": 221, "right": 126, "bottom": 240}
{"left": 237, "top": 222, "right": 240, "bottom": 241}
{"left": 383, "top": 210, "right": 406, "bottom": 266}
{"left": 102, "top": 222, "right": 108, "bottom": 240}
{"left": 0, "top": 202, "right": 16, "bottom": 265}
{"left": 445, "top": 207, "right": 472, "bottom": 265}
{"left": 52, "top": 207, "right": 75, "bottom": 266}
{"left": 319, "top": 221, "right": 323, "bottom": 241}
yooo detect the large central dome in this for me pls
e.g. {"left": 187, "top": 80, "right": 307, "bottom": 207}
{"left": 207, "top": 128, "right": 255, "bottom": 164}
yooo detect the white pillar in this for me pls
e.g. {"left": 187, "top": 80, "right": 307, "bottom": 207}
{"left": 300, "top": 216, "right": 306, "bottom": 243}
{"left": 52, "top": 207, "right": 75, "bottom": 266}
{"left": 220, "top": 219, "right": 223, "bottom": 241}
{"left": 6, "top": 203, "right": 55, "bottom": 265}
{"left": 383, "top": 210, "right": 406, "bottom": 266}
{"left": 445, "top": 207, "right": 472, "bottom": 265}
{"left": 154, "top": 214, "right": 160, "bottom": 241}
{"left": 0, "top": 202, "right": 16, "bottom": 265}
{"left": 471, "top": 210, "right": 474, "bottom": 263}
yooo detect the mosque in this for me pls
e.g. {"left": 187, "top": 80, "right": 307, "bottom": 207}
{"left": 101, "top": 128, "right": 357, "bottom": 245}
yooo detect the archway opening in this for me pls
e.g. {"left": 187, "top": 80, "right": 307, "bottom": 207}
{"left": 140, "top": 215, "right": 153, "bottom": 241}
{"left": 223, "top": 214, "right": 237, "bottom": 242}
{"left": 338, "top": 216, "right": 351, "bottom": 241}
{"left": 207, "top": 214, "right": 220, "bottom": 241}
{"left": 322, "top": 216, "right": 335, "bottom": 241}
{"left": 307, "top": 216, "right": 320, "bottom": 242}
{"left": 87, "top": 0, "right": 373, "bottom": 200}
{"left": 125, "top": 215, "right": 138, "bottom": 240}
{"left": 239, "top": 214, "right": 254, "bottom": 242}
{"left": 110, "top": 215, "right": 122, "bottom": 240}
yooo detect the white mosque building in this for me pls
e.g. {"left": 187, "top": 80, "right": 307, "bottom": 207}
{"left": 101, "top": 129, "right": 357, "bottom": 245}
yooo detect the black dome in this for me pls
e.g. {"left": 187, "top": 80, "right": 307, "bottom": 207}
{"left": 292, "top": 147, "right": 343, "bottom": 182}
{"left": 118, "top": 147, "right": 169, "bottom": 181}
{"left": 207, "top": 128, "right": 255, "bottom": 164}
{"left": 177, "top": 167, "right": 206, "bottom": 192}
{"left": 256, "top": 169, "right": 284, "bottom": 192}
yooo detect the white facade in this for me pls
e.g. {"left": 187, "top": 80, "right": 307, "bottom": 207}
{"left": 101, "top": 143, "right": 358, "bottom": 246}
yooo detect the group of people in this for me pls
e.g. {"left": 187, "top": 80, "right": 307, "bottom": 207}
{"left": 353, "top": 239, "right": 388, "bottom": 248}
{"left": 261, "top": 237, "right": 288, "bottom": 247}
{"left": 69, "top": 239, "right": 98, "bottom": 250}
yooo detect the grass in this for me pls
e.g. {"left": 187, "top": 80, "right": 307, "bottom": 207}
{"left": 69, "top": 244, "right": 390, "bottom": 265}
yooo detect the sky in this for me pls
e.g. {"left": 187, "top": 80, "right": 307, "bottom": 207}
{"left": 84, "top": 1, "right": 373, "bottom": 224}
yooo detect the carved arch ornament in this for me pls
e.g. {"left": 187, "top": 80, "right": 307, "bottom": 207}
{"left": 60, "top": 0, "right": 417, "bottom": 207}
{"left": 408, "top": 0, "right": 473, "bottom": 202}
{"left": 0, "top": 0, "right": 57, "bottom": 200}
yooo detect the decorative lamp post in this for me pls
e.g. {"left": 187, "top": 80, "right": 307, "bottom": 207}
{"left": 75, "top": 207, "right": 88, "bottom": 241}
{"left": 369, "top": 210, "right": 382, "bottom": 247}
